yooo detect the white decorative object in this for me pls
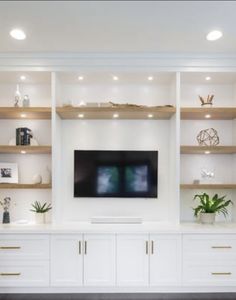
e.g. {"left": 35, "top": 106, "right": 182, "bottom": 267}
{"left": 43, "top": 166, "right": 51, "bottom": 184}
{"left": 0, "top": 163, "right": 18, "bottom": 183}
{"left": 35, "top": 213, "right": 45, "bottom": 224}
{"left": 32, "top": 174, "right": 42, "bottom": 184}
{"left": 22, "top": 95, "right": 30, "bottom": 107}
{"left": 14, "top": 84, "right": 21, "bottom": 107}
{"left": 199, "top": 212, "right": 216, "bottom": 224}
{"left": 201, "top": 169, "right": 215, "bottom": 181}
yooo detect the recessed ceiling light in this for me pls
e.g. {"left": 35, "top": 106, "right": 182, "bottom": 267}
{"left": 78, "top": 76, "right": 84, "bottom": 81}
{"left": 20, "top": 75, "right": 26, "bottom": 81}
{"left": 148, "top": 76, "right": 154, "bottom": 81}
{"left": 113, "top": 113, "right": 119, "bottom": 118}
{"left": 205, "top": 114, "right": 211, "bottom": 119}
{"left": 10, "top": 28, "right": 26, "bottom": 40}
{"left": 205, "top": 151, "right": 211, "bottom": 155}
{"left": 148, "top": 114, "right": 153, "bottom": 118}
{"left": 206, "top": 30, "right": 223, "bottom": 41}
{"left": 20, "top": 113, "right": 26, "bottom": 118}
{"left": 20, "top": 150, "right": 26, "bottom": 154}
{"left": 113, "top": 76, "right": 119, "bottom": 81}
{"left": 205, "top": 76, "right": 211, "bottom": 81}
{"left": 78, "top": 113, "right": 84, "bottom": 118}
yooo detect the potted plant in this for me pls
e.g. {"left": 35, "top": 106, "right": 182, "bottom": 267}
{"left": 30, "top": 201, "right": 52, "bottom": 224}
{"left": 193, "top": 193, "right": 233, "bottom": 224}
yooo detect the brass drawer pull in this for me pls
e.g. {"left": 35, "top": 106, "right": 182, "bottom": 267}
{"left": 145, "top": 241, "right": 148, "bottom": 255}
{"left": 0, "top": 273, "right": 21, "bottom": 276}
{"left": 151, "top": 240, "right": 154, "bottom": 255}
{"left": 211, "top": 246, "right": 232, "bottom": 249}
{"left": 0, "top": 246, "right": 21, "bottom": 250}
{"left": 211, "top": 272, "right": 232, "bottom": 276}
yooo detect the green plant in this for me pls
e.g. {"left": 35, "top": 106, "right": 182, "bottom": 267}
{"left": 30, "top": 201, "right": 52, "bottom": 213}
{"left": 193, "top": 193, "right": 232, "bottom": 218}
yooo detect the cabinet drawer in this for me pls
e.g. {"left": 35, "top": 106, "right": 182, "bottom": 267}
{"left": 183, "top": 262, "right": 236, "bottom": 286}
{"left": 0, "top": 261, "right": 49, "bottom": 287}
{"left": 0, "top": 235, "right": 49, "bottom": 260}
{"left": 183, "top": 234, "right": 236, "bottom": 260}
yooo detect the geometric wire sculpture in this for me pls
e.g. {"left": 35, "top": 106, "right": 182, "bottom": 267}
{"left": 199, "top": 95, "right": 214, "bottom": 107}
{"left": 197, "top": 128, "right": 220, "bottom": 146}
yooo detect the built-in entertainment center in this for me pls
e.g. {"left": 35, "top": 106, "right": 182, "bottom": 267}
{"left": 1, "top": 54, "right": 236, "bottom": 293}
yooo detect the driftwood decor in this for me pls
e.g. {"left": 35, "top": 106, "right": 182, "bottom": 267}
{"left": 108, "top": 102, "right": 174, "bottom": 108}
{"left": 199, "top": 95, "right": 214, "bottom": 107}
{"left": 197, "top": 128, "right": 220, "bottom": 146}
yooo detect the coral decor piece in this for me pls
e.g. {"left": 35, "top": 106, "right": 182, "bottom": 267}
{"left": 197, "top": 128, "right": 219, "bottom": 146}
{"left": 199, "top": 95, "right": 214, "bottom": 107}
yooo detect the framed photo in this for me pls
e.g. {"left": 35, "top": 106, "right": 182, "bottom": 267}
{"left": 0, "top": 163, "right": 18, "bottom": 184}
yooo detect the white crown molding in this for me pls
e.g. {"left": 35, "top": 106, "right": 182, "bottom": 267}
{"left": 0, "top": 52, "right": 236, "bottom": 71}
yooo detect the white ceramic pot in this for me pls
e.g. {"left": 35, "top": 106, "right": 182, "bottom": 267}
{"left": 35, "top": 213, "right": 45, "bottom": 224}
{"left": 200, "top": 212, "right": 216, "bottom": 224}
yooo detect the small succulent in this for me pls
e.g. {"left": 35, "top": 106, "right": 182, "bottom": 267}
{"left": 30, "top": 201, "right": 52, "bottom": 213}
{"left": 0, "top": 197, "right": 11, "bottom": 212}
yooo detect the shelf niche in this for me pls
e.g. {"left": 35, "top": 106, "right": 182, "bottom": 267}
{"left": 181, "top": 107, "right": 236, "bottom": 120}
{"left": 0, "top": 145, "right": 51, "bottom": 154}
{"left": 0, "top": 107, "right": 51, "bottom": 120}
{"left": 0, "top": 183, "right": 52, "bottom": 189}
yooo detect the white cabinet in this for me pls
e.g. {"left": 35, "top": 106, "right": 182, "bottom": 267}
{"left": 150, "top": 234, "right": 181, "bottom": 285}
{"left": 116, "top": 234, "right": 149, "bottom": 286}
{"left": 83, "top": 234, "right": 116, "bottom": 286}
{"left": 51, "top": 234, "right": 83, "bottom": 286}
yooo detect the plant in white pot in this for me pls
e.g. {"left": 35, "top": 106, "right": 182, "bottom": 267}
{"left": 193, "top": 193, "right": 232, "bottom": 224}
{"left": 30, "top": 201, "right": 52, "bottom": 224}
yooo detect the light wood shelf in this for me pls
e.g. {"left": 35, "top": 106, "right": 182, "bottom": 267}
{"left": 180, "top": 184, "right": 236, "bottom": 190}
{"left": 181, "top": 146, "right": 236, "bottom": 154}
{"left": 56, "top": 106, "right": 176, "bottom": 120}
{"left": 0, "top": 183, "right": 51, "bottom": 189}
{"left": 0, "top": 145, "right": 51, "bottom": 154}
{"left": 0, "top": 107, "right": 51, "bottom": 119}
{"left": 181, "top": 107, "right": 236, "bottom": 120}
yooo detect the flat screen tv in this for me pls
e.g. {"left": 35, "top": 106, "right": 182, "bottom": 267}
{"left": 74, "top": 150, "right": 158, "bottom": 198}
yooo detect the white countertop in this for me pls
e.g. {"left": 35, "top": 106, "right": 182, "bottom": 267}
{"left": 0, "top": 221, "right": 236, "bottom": 234}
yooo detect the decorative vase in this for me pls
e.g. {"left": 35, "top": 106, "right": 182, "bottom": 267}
{"left": 200, "top": 212, "right": 215, "bottom": 224}
{"left": 35, "top": 213, "right": 45, "bottom": 224}
{"left": 2, "top": 211, "right": 10, "bottom": 224}
{"left": 32, "top": 174, "right": 42, "bottom": 184}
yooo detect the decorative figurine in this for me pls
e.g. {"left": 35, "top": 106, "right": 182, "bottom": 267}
{"left": 199, "top": 94, "right": 214, "bottom": 107}
{"left": 14, "top": 84, "right": 21, "bottom": 107}
{"left": 197, "top": 128, "right": 219, "bottom": 146}
{"left": 0, "top": 197, "right": 11, "bottom": 224}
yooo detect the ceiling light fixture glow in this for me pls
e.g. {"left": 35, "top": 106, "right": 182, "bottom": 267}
{"left": 10, "top": 28, "right": 26, "bottom": 40}
{"left": 206, "top": 30, "right": 223, "bottom": 41}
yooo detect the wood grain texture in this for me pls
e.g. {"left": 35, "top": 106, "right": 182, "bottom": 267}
{"left": 181, "top": 146, "right": 236, "bottom": 154}
{"left": 181, "top": 107, "right": 236, "bottom": 120}
{"left": 0, "top": 107, "right": 51, "bottom": 119}
{"left": 0, "top": 183, "right": 51, "bottom": 189}
{"left": 0, "top": 145, "right": 51, "bottom": 154}
{"left": 56, "top": 106, "right": 176, "bottom": 120}
{"left": 180, "top": 184, "right": 236, "bottom": 190}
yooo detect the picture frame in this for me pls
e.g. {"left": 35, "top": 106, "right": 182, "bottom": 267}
{"left": 0, "top": 163, "right": 18, "bottom": 184}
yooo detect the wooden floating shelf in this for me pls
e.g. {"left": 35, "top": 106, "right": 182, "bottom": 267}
{"left": 0, "top": 145, "right": 51, "bottom": 154}
{"left": 0, "top": 107, "right": 51, "bottom": 119}
{"left": 180, "top": 184, "right": 236, "bottom": 190}
{"left": 181, "top": 107, "right": 236, "bottom": 120}
{"left": 0, "top": 183, "right": 51, "bottom": 189}
{"left": 56, "top": 106, "right": 176, "bottom": 120}
{"left": 181, "top": 146, "right": 236, "bottom": 154}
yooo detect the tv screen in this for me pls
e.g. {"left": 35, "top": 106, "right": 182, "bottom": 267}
{"left": 74, "top": 150, "right": 158, "bottom": 198}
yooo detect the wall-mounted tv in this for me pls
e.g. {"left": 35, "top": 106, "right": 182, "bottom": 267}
{"left": 74, "top": 150, "right": 158, "bottom": 198}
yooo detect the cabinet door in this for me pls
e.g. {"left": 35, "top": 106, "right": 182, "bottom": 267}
{"left": 51, "top": 235, "right": 83, "bottom": 286}
{"left": 83, "top": 234, "right": 116, "bottom": 286}
{"left": 116, "top": 234, "right": 149, "bottom": 286}
{"left": 150, "top": 234, "right": 181, "bottom": 285}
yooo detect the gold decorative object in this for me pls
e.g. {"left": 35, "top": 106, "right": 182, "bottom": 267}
{"left": 199, "top": 95, "right": 214, "bottom": 107}
{"left": 197, "top": 128, "right": 219, "bottom": 146}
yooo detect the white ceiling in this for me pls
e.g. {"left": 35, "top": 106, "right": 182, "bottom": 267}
{"left": 0, "top": 1, "right": 235, "bottom": 53}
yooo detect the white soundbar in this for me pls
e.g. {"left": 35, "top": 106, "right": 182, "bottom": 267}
{"left": 91, "top": 216, "right": 143, "bottom": 224}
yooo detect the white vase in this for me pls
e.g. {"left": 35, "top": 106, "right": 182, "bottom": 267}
{"left": 200, "top": 212, "right": 216, "bottom": 224}
{"left": 35, "top": 213, "right": 45, "bottom": 224}
{"left": 32, "top": 174, "right": 42, "bottom": 184}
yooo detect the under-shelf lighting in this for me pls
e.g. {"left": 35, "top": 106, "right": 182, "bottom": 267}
{"left": 20, "top": 75, "right": 26, "bottom": 81}
{"left": 113, "top": 76, "right": 119, "bottom": 81}
{"left": 20, "top": 113, "right": 26, "bottom": 118}
{"left": 20, "top": 150, "right": 26, "bottom": 154}
{"left": 78, "top": 76, "right": 84, "bottom": 81}
{"left": 205, "top": 76, "right": 211, "bottom": 81}
{"left": 205, "top": 150, "right": 211, "bottom": 154}
{"left": 113, "top": 113, "right": 119, "bottom": 118}
{"left": 206, "top": 30, "right": 223, "bottom": 41}
{"left": 205, "top": 114, "right": 211, "bottom": 119}
{"left": 148, "top": 76, "right": 154, "bottom": 81}
{"left": 10, "top": 28, "right": 26, "bottom": 40}
{"left": 78, "top": 113, "right": 84, "bottom": 118}
{"left": 148, "top": 114, "right": 153, "bottom": 118}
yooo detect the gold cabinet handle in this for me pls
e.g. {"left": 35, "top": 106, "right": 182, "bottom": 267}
{"left": 0, "top": 246, "right": 21, "bottom": 250}
{"left": 84, "top": 241, "right": 87, "bottom": 255}
{"left": 0, "top": 273, "right": 21, "bottom": 276}
{"left": 211, "top": 246, "right": 232, "bottom": 249}
{"left": 151, "top": 240, "right": 154, "bottom": 255}
{"left": 145, "top": 241, "right": 149, "bottom": 255}
{"left": 211, "top": 272, "right": 232, "bottom": 276}
{"left": 79, "top": 241, "right": 82, "bottom": 255}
